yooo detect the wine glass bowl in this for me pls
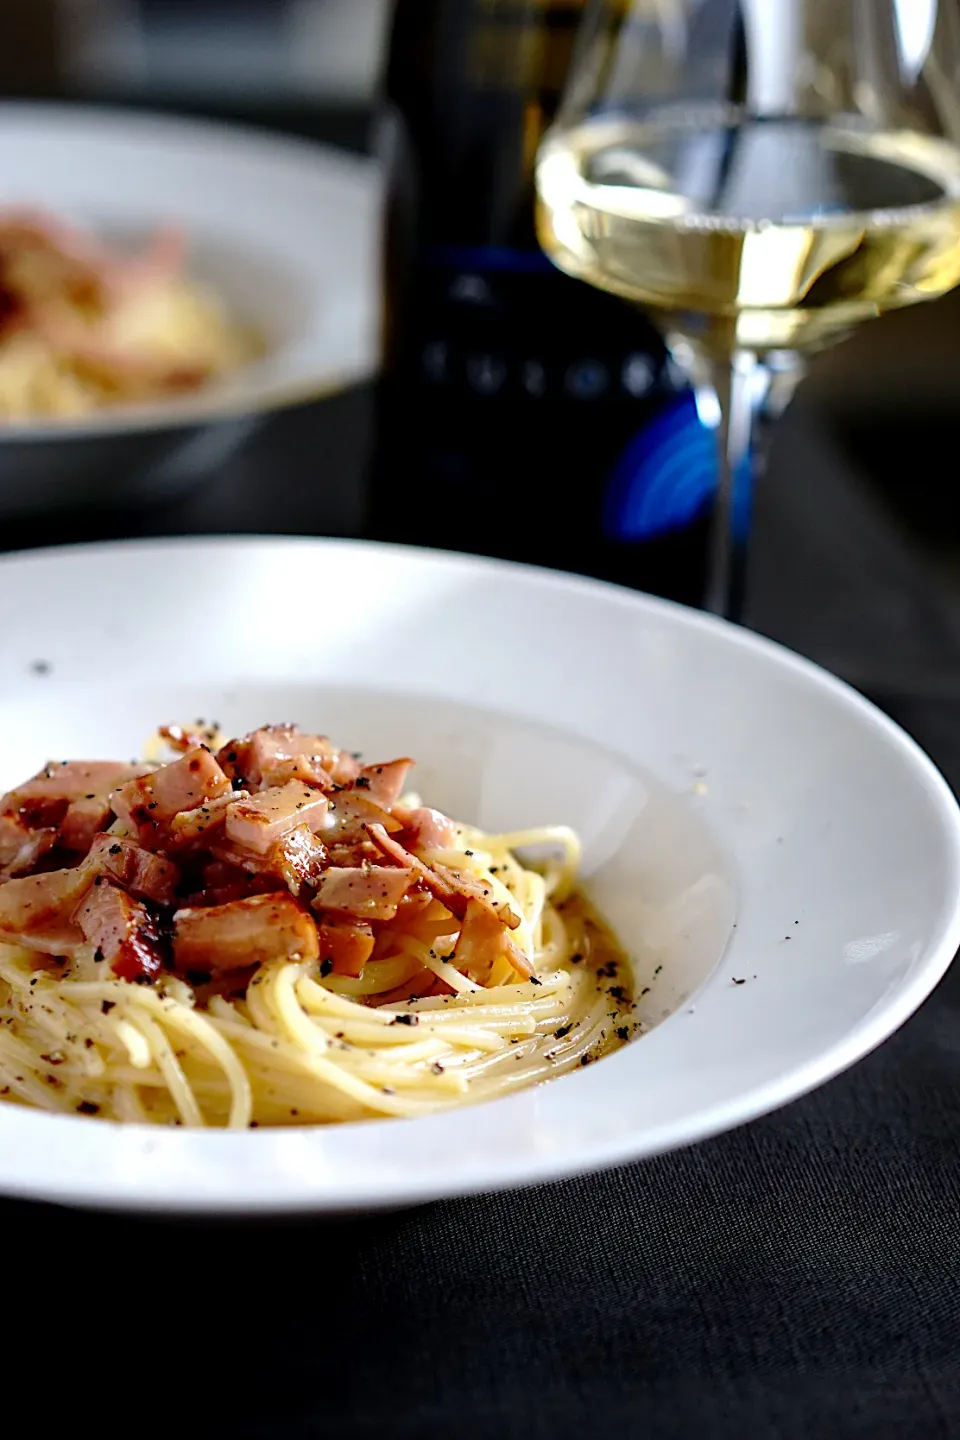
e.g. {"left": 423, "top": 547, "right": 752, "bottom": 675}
{"left": 535, "top": 0, "right": 960, "bottom": 615}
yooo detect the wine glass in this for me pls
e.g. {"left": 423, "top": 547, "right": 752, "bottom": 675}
{"left": 535, "top": 0, "right": 960, "bottom": 618}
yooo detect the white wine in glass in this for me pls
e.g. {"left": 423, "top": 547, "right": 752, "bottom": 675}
{"left": 536, "top": 0, "right": 960, "bottom": 617}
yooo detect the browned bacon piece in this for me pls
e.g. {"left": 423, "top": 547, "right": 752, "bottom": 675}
{"left": 74, "top": 881, "right": 163, "bottom": 982}
{"left": 0, "top": 831, "right": 177, "bottom": 956}
{"left": 264, "top": 826, "right": 329, "bottom": 898}
{"left": 216, "top": 726, "right": 358, "bottom": 792}
{"left": 312, "top": 865, "right": 412, "bottom": 922}
{"left": 1, "top": 760, "right": 146, "bottom": 865}
{"left": 392, "top": 805, "right": 457, "bottom": 854}
{"left": 317, "top": 918, "right": 375, "bottom": 977}
{"left": 325, "top": 790, "right": 403, "bottom": 839}
{"left": 158, "top": 723, "right": 215, "bottom": 754}
{"left": 168, "top": 791, "right": 247, "bottom": 846}
{"left": 211, "top": 824, "right": 329, "bottom": 899}
{"left": 224, "top": 782, "right": 329, "bottom": 855}
{"left": 354, "top": 759, "right": 412, "bottom": 809}
{"left": 84, "top": 833, "right": 179, "bottom": 905}
{"left": 0, "top": 867, "right": 89, "bottom": 954}
{"left": 172, "top": 893, "right": 319, "bottom": 974}
{"left": 58, "top": 797, "right": 113, "bottom": 853}
{"left": 453, "top": 898, "right": 533, "bottom": 983}
{"left": 179, "top": 859, "right": 273, "bottom": 909}
{"left": 112, "top": 747, "right": 231, "bottom": 842}
{"left": 2, "top": 760, "right": 145, "bottom": 826}
{"left": 365, "top": 824, "right": 521, "bottom": 929}
{"left": 0, "top": 814, "right": 57, "bottom": 877}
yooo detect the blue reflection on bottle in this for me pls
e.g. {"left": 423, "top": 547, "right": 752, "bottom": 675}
{"left": 603, "top": 391, "right": 752, "bottom": 543}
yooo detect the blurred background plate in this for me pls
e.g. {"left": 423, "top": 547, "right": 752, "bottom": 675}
{"left": 0, "top": 101, "right": 380, "bottom": 517}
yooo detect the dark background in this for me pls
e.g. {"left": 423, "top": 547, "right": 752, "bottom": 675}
{"left": 1, "top": 5, "right": 959, "bottom": 1438}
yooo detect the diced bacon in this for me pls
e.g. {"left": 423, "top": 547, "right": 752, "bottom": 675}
{"left": 158, "top": 723, "right": 215, "bottom": 754}
{"left": 354, "top": 759, "right": 412, "bottom": 809}
{"left": 326, "top": 836, "right": 385, "bottom": 870}
{"left": 84, "top": 834, "right": 179, "bottom": 904}
{"left": 0, "top": 867, "right": 91, "bottom": 954}
{"left": 225, "top": 781, "right": 329, "bottom": 855}
{"left": 74, "top": 881, "right": 163, "bottom": 982}
{"left": 256, "top": 754, "right": 337, "bottom": 792}
{"left": 265, "top": 825, "right": 328, "bottom": 897}
{"left": 248, "top": 726, "right": 331, "bottom": 782}
{"left": 326, "top": 790, "right": 403, "bottom": 839}
{"left": 366, "top": 824, "right": 521, "bottom": 930}
{"left": 453, "top": 898, "right": 534, "bottom": 983}
{"left": 213, "top": 825, "right": 328, "bottom": 899}
{"left": 113, "top": 747, "right": 231, "bottom": 837}
{"left": 317, "top": 918, "right": 375, "bottom": 977}
{"left": 179, "top": 858, "right": 275, "bottom": 909}
{"left": 328, "top": 751, "right": 362, "bottom": 786}
{"left": 1, "top": 760, "right": 145, "bottom": 829}
{"left": 0, "top": 761, "right": 145, "bottom": 868}
{"left": 392, "top": 805, "right": 457, "bottom": 854}
{"left": 0, "top": 814, "right": 57, "bottom": 877}
{"left": 203, "top": 860, "right": 240, "bottom": 891}
{"left": 168, "top": 791, "right": 247, "bottom": 846}
{"left": 58, "top": 795, "right": 112, "bottom": 853}
{"left": 217, "top": 726, "right": 335, "bottom": 790}
{"left": 0, "top": 725, "right": 538, "bottom": 995}
{"left": 149, "top": 747, "right": 232, "bottom": 817}
{"left": 312, "top": 865, "right": 412, "bottom": 921}
{"left": 172, "top": 893, "right": 319, "bottom": 974}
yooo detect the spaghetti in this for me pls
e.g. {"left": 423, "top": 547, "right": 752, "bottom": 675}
{"left": 0, "top": 724, "right": 636, "bottom": 1127}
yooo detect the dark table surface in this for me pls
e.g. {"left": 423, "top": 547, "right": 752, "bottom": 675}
{"left": 2, "top": 109, "right": 960, "bottom": 1440}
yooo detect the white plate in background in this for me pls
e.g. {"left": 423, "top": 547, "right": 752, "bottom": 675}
{"left": 0, "top": 102, "right": 380, "bottom": 441}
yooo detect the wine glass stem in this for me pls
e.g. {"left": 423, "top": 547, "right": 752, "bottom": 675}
{"left": 705, "top": 348, "right": 763, "bottom": 621}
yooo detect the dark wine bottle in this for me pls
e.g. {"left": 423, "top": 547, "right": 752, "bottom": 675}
{"left": 367, "top": 0, "right": 749, "bottom": 608}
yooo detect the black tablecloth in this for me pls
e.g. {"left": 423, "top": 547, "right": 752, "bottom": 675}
{"left": 1, "top": 382, "right": 958, "bottom": 1440}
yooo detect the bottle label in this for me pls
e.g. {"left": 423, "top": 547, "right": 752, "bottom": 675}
{"left": 603, "top": 391, "right": 753, "bottom": 544}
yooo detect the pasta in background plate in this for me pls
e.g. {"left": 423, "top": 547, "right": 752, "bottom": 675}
{"left": 0, "top": 210, "right": 258, "bottom": 420}
{"left": 0, "top": 723, "right": 637, "bottom": 1127}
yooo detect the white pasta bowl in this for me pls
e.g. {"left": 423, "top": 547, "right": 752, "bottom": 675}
{"left": 0, "top": 104, "right": 379, "bottom": 516}
{"left": 0, "top": 536, "right": 957, "bottom": 1215}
